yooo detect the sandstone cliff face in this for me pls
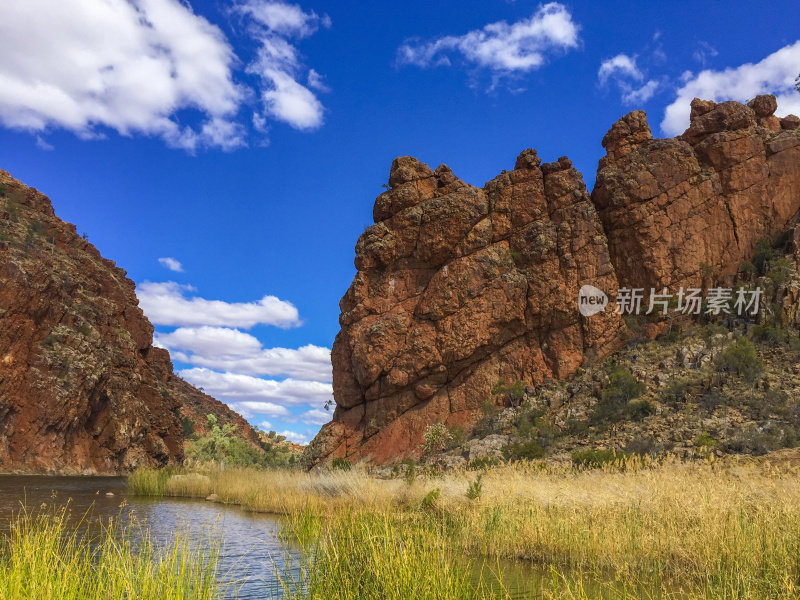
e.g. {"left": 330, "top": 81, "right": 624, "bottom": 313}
{"left": 308, "top": 95, "right": 800, "bottom": 466}
{"left": 593, "top": 96, "right": 800, "bottom": 290}
{"left": 0, "top": 170, "right": 241, "bottom": 474}
{"left": 309, "top": 153, "right": 626, "bottom": 464}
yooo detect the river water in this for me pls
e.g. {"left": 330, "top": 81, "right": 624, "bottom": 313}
{"left": 0, "top": 475, "right": 637, "bottom": 599}
{"left": 0, "top": 475, "right": 292, "bottom": 599}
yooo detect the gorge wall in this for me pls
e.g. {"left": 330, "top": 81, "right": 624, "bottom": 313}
{"left": 0, "top": 170, "right": 252, "bottom": 474}
{"left": 307, "top": 95, "right": 800, "bottom": 466}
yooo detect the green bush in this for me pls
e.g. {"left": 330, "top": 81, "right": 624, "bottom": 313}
{"left": 767, "top": 257, "right": 795, "bottom": 285}
{"left": 421, "top": 423, "right": 453, "bottom": 456}
{"left": 180, "top": 416, "right": 195, "bottom": 438}
{"left": 753, "top": 239, "right": 776, "bottom": 275}
{"left": 468, "top": 456, "right": 499, "bottom": 470}
{"left": 186, "top": 414, "right": 296, "bottom": 468}
{"left": 695, "top": 432, "right": 717, "bottom": 448}
{"left": 491, "top": 379, "right": 527, "bottom": 407}
{"left": 572, "top": 448, "right": 628, "bottom": 468}
{"left": 752, "top": 324, "right": 782, "bottom": 344}
{"left": 592, "top": 366, "right": 649, "bottom": 422}
{"left": 331, "top": 458, "right": 352, "bottom": 471}
{"left": 465, "top": 474, "right": 483, "bottom": 500}
{"left": 420, "top": 488, "right": 440, "bottom": 510}
{"left": 502, "top": 440, "right": 545, "bottom": 462}
{"left": 716, "top": 337, "right": 763, "bottom": 383}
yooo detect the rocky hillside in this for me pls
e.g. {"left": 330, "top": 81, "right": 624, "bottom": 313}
{"left": 307, "top": 95, "right": 800, "bottom": 466}
{"left": 0, "top": 170, "right": 250, "bottom": 474}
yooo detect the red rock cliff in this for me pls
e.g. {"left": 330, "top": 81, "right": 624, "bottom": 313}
{"left": 0, "top": 170, "right": 247, "bottom": 474}
{"left": 593, "top": 95, "right": 800, "bottom": 290}
{"left": 307, "top": 152, "right": 626, "bottom": 464}
{"left": 308, "top": 95, "right": 800, "bottom": 466}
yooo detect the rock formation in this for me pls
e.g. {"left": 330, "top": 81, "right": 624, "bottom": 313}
{"left": 307, "top": 95, "right": 800, "bottom": 466}
{"left": 0, "top": 170, "right": 249, "bottom": 474}
{"left": 594, "top": 96, "right": 800, "bottom": 290}
{"left": 307, "top": 153, "right": 626, "bottom": 464}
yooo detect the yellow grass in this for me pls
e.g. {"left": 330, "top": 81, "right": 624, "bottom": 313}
{"left": 130, "top": 454, "right": 800, "bottom": 598}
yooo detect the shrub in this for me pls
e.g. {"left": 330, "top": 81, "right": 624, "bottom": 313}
{"left": 572, "top": 448, "right": 627, "bottom": 468}
{"left": 420, "top": 488, "right": 440, "bottom": 510}
{"left": 592, "top": 366, "right": 649, "bottom": 422}
{"left": 753, "top": 239, "right": 776, "bottom": 275}
{"left": 752, "top": 324, "right": 782, "bottom": 344}
{"left": 331, "top": 458, "right": 352, "bottom": 471}
{"left": 180, "top": 416, "right": 195, "bottom": 438}
{"left": 186, "top": 414, "right": 296, "bottom": 468}
{"left": 446, "top": 425, "right": 465, "bottom": 449}
{"left": 41, "top": 333, "right": 58, "bottom": 348}
{"left": 695, "top": 431, "right": 717, "bottom": 448}
{"left": 767, "top": 257, "right": 795, "bottom": 285}
{"left": 421, "top": 423, "right": 453, "bottom": 456}
{"left": 491, "top": 379, "right": 527, "bottom": 407}
{"left": 465, "top": 474, "right": 483, "bottom": 500}
{"left": 502, "top": 440, "right": 545, "bottom": 462}
{"left": 716, "top": 337, "right": 763, "bottom": 383}
{"left": 403, "top": 460, "right": 416, "bottom": 485}
{"left": 468, "top": 456, "right": 499, "bottom": 470}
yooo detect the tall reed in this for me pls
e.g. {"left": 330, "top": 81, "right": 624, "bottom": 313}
{"left": 0, "top": 506, "right": 221, "bottom": 600}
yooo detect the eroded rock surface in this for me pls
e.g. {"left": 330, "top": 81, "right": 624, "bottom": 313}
{"left": 593, "top": 95, "right": 800, "bottom": 290}
{"left": 0, "top": 170, "right": 246, "bottom": 473}
{"left": 308, "top": 153, "right": 625, "bottom": 464}
{"left": 308, "top": 95, "right": 800, "bottom": 466}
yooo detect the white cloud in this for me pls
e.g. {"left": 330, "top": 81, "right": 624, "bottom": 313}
{"left": 598, "top": 54, "right": 642, "bottom": 84}
{"left": 662, "top": 41, "right": 800, "bottom": 136}
{"left": 0, "top": 0, "right": 246, "bottom": 151}
{"left": 158, "top": 257, "right": 184, "bottom": 272}
{"left": 306, "top": 69, "right": 329, "bottom": 92}
{"left": 35, "top": 136, "right": 54, "bottom": 151}
{"left": 598, "top": 53, "right": 659, "bottom": 106}
{"left": 259, "top": 420, "right": 272, "bottom": 430}
{"left": 156, "top": 326, "right": 332, "bottom": 381}
{"left": 179, "top": 367, "right": 333, "bottom": 406}
{"left": 398, "top": 3, "right": 579, "bottom": 73}
{"left": 279, "top": 430, "right": 310, "bottom": 444}
{"left": 692, "top": 41, "right": 719, "bottom": 67}
{"left": 137, "top": 281, "right": 300, "bottom": 329}
{"left": 300, "top": 408, "right": 333, "bottom": 426}
{"left": 623, "top": 79, "right": 660, "bottom": 104}
{"left": 238, "top": 0, "right": 329, "bottom": 38}
{"left": 239, "top": 1, "right": 329, "bottom": 130}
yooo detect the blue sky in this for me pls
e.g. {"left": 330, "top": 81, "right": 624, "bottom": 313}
{"left": 1, "top": 1, "right": 798, "bottom": 444}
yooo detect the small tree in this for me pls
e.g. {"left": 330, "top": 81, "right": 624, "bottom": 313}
{"left": 422, "top": 423, "right": 453, "bottom": 456}
{"left": 717, "top": 337, "right": 763, "bottom": 383}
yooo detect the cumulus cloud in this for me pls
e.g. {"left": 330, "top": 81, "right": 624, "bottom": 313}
{"left": 279, "top": 430, "right": 310, "bottom": 444}
{"left": 661, "top": 41, "right": 800, "bottom": 136}
{"left": 598, "top": 53, "right": 659, "bottom": 105}
{"left": 239, "top": 0, "right": 330, "bottom": 130}
{"left": 398, "top": 3, "right": 579, "bottom": 74}
{"left": 300, "top": 408, "right": 333, "bottom": 426}
{"left": 0, "top": 0, "right": 246, "bottom": 151}
{"left": 179, "top": 367, "right": 333, "bottom": 406}
{"left": 158, "top": 257, "right": 184, "bottom": 272}
{"left": 0, "top": 0, "right": 330, "bottom": 150}
{"left": 598, "top": 54, "right": 642, "bottom": 84}
{"left": 156, "top": 326, "right": 332, "bottom": 381}
{"left": 137, "top": 281, "right": 300, "bottom": 329}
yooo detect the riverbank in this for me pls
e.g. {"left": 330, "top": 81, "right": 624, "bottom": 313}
{"left": 0, "top": 506, "right": 221, "bottom": 599}
{"left": 130, "top": 452, "right": 800, "bottom": 599}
